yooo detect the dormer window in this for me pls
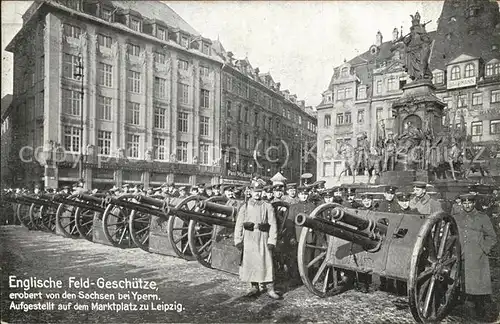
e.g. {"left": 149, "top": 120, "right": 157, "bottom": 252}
{"left": 433, "top": 71, "right": 444, "bottom": 84}
{"left": 341, "top": 67, "right": 349, "bottom": 77}
{"left": 157, "top": 27, "right": 167, "bottom": 41}
{"left": 63, "top": 24, "right": 81, "bottom": 39}
{"left": 202, "top": 42, "right": 211, "bottom": 55}
{"left": 450, "top": 66, "right": 461, "bottom": 80}
{"left": 464, "top": 63, "right": 475, "bottom": 78}
{"left": 357, "top": 86, "right": 366, "bottom": 99}
{"left": 130, "top": 18, "right": 141, "bottom": 32}
{"left": 180, "top": 35, "right": 189, "bottom": 48}
{"left": 485, "top": 62, "right": 500, "bottom": 76}
{"left": 101, "top": 8, "right": 113, "bottom": 22}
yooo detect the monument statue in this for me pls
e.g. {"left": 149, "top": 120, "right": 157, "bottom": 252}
{"left": 384, "top": 131, "right": 397, "bottom": 171}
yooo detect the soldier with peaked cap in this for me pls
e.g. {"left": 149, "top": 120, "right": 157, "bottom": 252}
{"left": 342, "top": 187, "right": 363, "bottom": 209}
{"left": 212, "top": 184, "right": 221, "bottom": 196}
{"left": 409, "top": 181, "right": 443, "bottom": 215}
{"left": 332, "top": 187, "right": 344, "bottom": 204}
{"left": 454, "top": 193, "right": 497, "bottom": 320}
{"left": 359, "top": 193, "right": 378, "bottom": 210}
{"left": 282, "top": 183, "right": 299, "bottom": 205}
{"left": 271, "top": 184, "right": 285, "bottom": 202}
{"left": 262, "top": 185, "right": 274, "bottom": 202}
{"left": 234, "top": 179, "right": 280, "bottom": 299}
{"left": 178, "top": 186, "right": 188, "bottom": 198}
{"left": 396, "top": 193, "right": 418, "bottom": 214}
{"left": 323, "top": 189, "right": 334, "bottom": 203}
{"left": 204, "top": 185, "right": 213, "bottom": 198}
{"left": 378, "top": 186, "right": 400, "bottom": 213}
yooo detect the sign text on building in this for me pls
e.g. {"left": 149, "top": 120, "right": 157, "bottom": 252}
{"left": 447, "top": 77, "right": 476, "bottom": 90}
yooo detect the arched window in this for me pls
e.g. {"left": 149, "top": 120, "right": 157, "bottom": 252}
{"left": 451, "top": 66, "right": 461, "bottom": 80}
{"left": 464, "top": 63, "right": 475, "bottom": 78}
{"left": 341, "top": 67, "right": 349, "bottom": 77}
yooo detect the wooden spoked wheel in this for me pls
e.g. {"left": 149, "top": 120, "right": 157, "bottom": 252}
{"left": 29, "top": 203, "right": 44, "bottom": 230}
{"left": 297, "top": 203, "right": 349, "bottom": 297}
{"left": 129, "top": 209, "right": 152, "bottom": 252}
{"left": 187, "top": 196, "right": 228, "bottom": 268}
{"left": 408, "top": 212, "right": 462, "bottom": 323}
{"left": 75, "top": 207, "right": 96, "bottom": 242}
{"left": 167, "top": 195, "right": 208, "bottom": 260}
{"left": 39, "top": 205, "right": 57, "bottom": 232}
{"left": 17, "top": 203, "right": 34, "bottom": 229}
{"left": 102, "top": 201, "right": 135, "bottom": 248}
{"left": 55, "top": 201, "right": 80, "bottom": 238}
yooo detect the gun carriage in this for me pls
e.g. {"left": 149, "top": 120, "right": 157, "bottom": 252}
{"left": 29, "top": 193, "right": 59, "bottom": 232}
{"left": 73, "top": 193, "right": 108, "bottom": 241}
{"left": 4, "top": 194, "right": 37, "bottom": 229}
{"left": 294, "top": 202, "right": 461, "bottom": 323}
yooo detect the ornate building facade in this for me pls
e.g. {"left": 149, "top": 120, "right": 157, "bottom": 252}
{"left": 6, "top": 0, "right": 223, "bottom": 189}
{"left": 316, "top": 0, "right": 500, "bottom": 186}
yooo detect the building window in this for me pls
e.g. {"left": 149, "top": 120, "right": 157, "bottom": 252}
{"left": 101, "top": 8, "right": 113, "bottom": 21}
{"left": 154, "top": 106, "right": 166, "bottom": 129}
{"left": 179, "top": 83, "right": 189, "bottom": 104}
{"left": 178, "top": 59, "right": 189, "bottom": 70}
{"left": 226, "top": 101, "right": 232, "bottom": 118}
{"left": 376, "top": 80, "right": 382, "bottom": 94}
{"left": 127, "top": 134, "right": 140, "bottom": 158}
{"left": 180, "top": 36, "right": 189, "bottom": 48}
{"left": 202, "top": 43, "right": 211, "bottom": 55}
{"left": 471, "top": 121, "right": 483, "bottom": 136}
{"left": 244, "top": 134, "right": 249, "bottom": 149}
{"left": 200, "top": 65, "right": 209, "bottom": 77}
{"left": 254, "top": 111, "right": 258, "bottom": 125}
{"left": 244, "top": 107, "right": 249, "bottom": 123}
{"left": 324, "top": 139, "right": 331, "bottom": 151}
{"left": 200, "top": 116, "right": 209, "bottom": 136}
{"left": 491, "top": 90, "right": 500, "bottom": 103}
{"left": 323, "top": 162, "right": 333, "bottom": 177}
{"left": 153, "top": 137, "right": 166, "bottom": 160}
{"left": 357, "top": 110, "right": 365, "bottom": 123}
{"left": 443, "top": 97, "right": 452, "bottom": 108}
{"left": 130, "top": 18, "right": 141, "bottom": 32}
{"left": 97, "top": 130, "right": 111, "bottom": 155}
{"left": 337, "top": 88, "right": 352, "bottom": 100}
{"left": 200, "top": 144, "right": 209, "bottom": 165}
{"left": 178, "top": 112, "right": 188, "bottom": 132}
{"left": 63, "top": 53, "right": 80, "bottom": 80}
{"left": 485, "top": 63, "right": 500, "bottom": 77}
{"left": 127, "top": 102, "right": 140, "bottom": 125}
{"left": 176, "top": 141, "right": 188, "bottom": 162}
{"left": 299, "top": 115, "right": 302, "bottom": 125}
{"left": 324, "top": 114, "right": 331, "bottom": 127}
{"left": 387, "top": 77, "right": 397, "bottom": 91}
{"left": 97, "top": 34, "right": 112, "bottom": 48}
{"left": 39, "top": 55, "right": 44, "bottom": 81}
{"left": 154, "top": 77, "right": 167, "bottom": 99}
{"left": 127, "top": 43, "right": 140, "bottom": 56}
{"left": 457, "top": 94, "right": 467, "bottom": 108}
{"left": 63, "top": 24, "right": 81, "bottom": 38}
{"left": 127, "top": 71, "right": 141, "bottom": 93}
{"left": 464, "top": 63, "right": 475, "bottom": 78}
{"left": 376, "top": 107, "right": 384, "bottom": 121}
{"left": 450, "top": 66, "right": 460, "bottom": 80}
{"left": 97, "top": 95, "right": 112, "bottom": 120}
{"left": 490, "top": 120, "right": 500, "bottom": 134}
{"left": 157, "top": 27, "right": 166, "bottom": 41}
{"left": 98, "top": 63, "right": 113, "bottom": 87}
{"left": 472, "top": 92, "right": 482, "bottom": 106}
{"left": 154, "top": 52, "right": 166, "bottom": 64}
{"left": 357, "top": 87, "right": 366, "bottom": 99}
{"left": 226, "top": 128, "right": 232, "bottom": 144}
{"left": 341, "top": 67, "right": 349, "bottom": 77}
{"left": 200, "top": 89, "right": 210, "bottom": 108}
{"left": 345, "top": 112, "right": 352, "bottom": 124}
{"left": 433, "top": 72, "right": 444, "bottom": 84}
{"left": 63, "top": 126, "right": 80, "bottom": 152}
{"left": 62, "top": 89, "right": 81, "bottom": 115}
{"left": 336, "top": 113, "right": 344, "bottom": 125}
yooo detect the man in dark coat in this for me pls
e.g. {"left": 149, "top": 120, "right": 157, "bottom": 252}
{"left": 378, "top": 186, "right": 399, "bottom": 213}
{"left": 454, "top": 194, "right": 497, "bottom": 319}
{"left": 342, "top": 188, "right": 363, "bottom": 209}
{"left": 409, "top": 181, "right": 443, "bottom": 215}
{"left": 396, "top": 193, "right": 419, "bottom": 214}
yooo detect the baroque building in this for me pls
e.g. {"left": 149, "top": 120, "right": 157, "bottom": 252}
{"left": 6, "top": 0, "right": 223, "bottom": 189}
{"left": 212, "top": 43, "right": 317, "bottom": 185}
{"left": 317, "top": 0, "right": 500, "bottom": 186}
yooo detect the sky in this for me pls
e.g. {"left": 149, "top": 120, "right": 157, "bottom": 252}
{"left": 1, "top": 1, "right": 445, "bottom": 106}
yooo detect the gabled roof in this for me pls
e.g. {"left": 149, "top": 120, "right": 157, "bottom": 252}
{"left": 447, "top": 53, "right": 479, "bottom": 65}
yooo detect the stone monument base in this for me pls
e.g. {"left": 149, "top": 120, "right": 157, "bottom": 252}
{"left": 378, "top": 170, "right": 416, "bottom": 186}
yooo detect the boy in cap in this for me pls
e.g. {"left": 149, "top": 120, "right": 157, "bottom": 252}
{"left": 409, "top": 181, "right": 443, "bottom": 215}
{"left": 282, "top": 183, "right": 299, "bottom": 205}
{"left": 271, "top": 184, "right": 284, "bottom": 202}
{"left": 234, "top": 180, "right": 280, "bottom": 299}
{"left": 378, "top": 186, "right": 399, "bottom": 213}
{"left": 454, "top": 194, "right": 497, "bottom": 320}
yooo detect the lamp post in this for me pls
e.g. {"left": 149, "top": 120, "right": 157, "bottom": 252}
{"left": 74, "top": 54, "right": 84, "bottom": 183}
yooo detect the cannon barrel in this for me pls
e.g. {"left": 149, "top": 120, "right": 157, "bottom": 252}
{"left": 53, "top": 195, "right": 104, "bottom": 212}
{"left": 197, "top": 201, "right": 237, "bottom": 218}
{"left": 330, "top": 207, "right": 388, "bottom": 237}
{"left": 134, "top": 195, "right": 164, "bottom": 209}
{"left": 295, "top": 213, "right": 383, "bottom": 252}
{"left": 165, "top": 206, "right": 235, "bottom": 228}
{"left": 76, "top": 193, "right": 105, "bottom": 206}
{"left": 106, "top": 197, "right": 167, "bottom": 218}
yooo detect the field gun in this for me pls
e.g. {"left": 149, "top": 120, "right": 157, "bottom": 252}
{"left": 72, "top": 193, "right": 109, "bottom": 241}
{"left": 294, "top": 202, "right": 462, "bottom": 323}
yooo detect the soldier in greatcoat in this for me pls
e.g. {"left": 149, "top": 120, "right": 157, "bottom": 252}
{"left": 409, "top": 181, "right": 443, "bottom": 215}
{"left": 454, "top": 194, "right": 497, "bottom": 319}
{"left": 234, "top": 181, "right": 280, "bottom": 299}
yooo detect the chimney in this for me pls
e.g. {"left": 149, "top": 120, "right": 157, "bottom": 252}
{"left": 376, "top": 31, "right": 383, "bottom": 46}
{"left": 276, "top": 82, "right": 281, "bottom": 91}
{"left": 392, "top": 28, "right": 399, "bottom": 42}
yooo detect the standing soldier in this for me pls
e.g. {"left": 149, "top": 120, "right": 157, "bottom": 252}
{"left": 282, "top": 183, "right": 299, "bottom": 205}
{"left": 271, "top": 184, "right": 284, "bottom": 202}
{"left": 234, "top": 180, "right": 280, "bottom": 299}
{"left": 454, "top": 194, "right": 497, "bottom": 320}
{"left": 409, "top": 181, "right": 443, "bottom": 215}
{"left": 396, "top": 193, "right": 418, "bottom": 214}
{"left": 378, "top": 186, "right": 399, "bottom": 212}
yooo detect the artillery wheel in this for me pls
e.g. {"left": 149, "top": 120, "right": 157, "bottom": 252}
{"left": 55, "top": 201, "right": 80, "bottom": 238}
{"left": 75, "top": 207, "right": 96, "bottom": 242}
{"left": 167, "top": 195, "right": 208, "bottom": 260}
{"left": 102, "top": 202, "right": 134, "bottom": 248}
{"left": 39, "top": 205, "right": 57, "bottom": 232}
{"left": 187, "top": 196, "right": 228, "bottom": 268}
{"left": 129, "top": 209, "right": 151, "bottom": 252}
{"left": 17, "top": 203, "right": 34, "bottom": 229}
{"left": 29, "top": 203, "right": 44, "bottom": 230}
{"left": 297, "top": 203, "right": 351, "bottom": 297}
{"left": 408, "top": 212, "right": 462, "bottom": 323}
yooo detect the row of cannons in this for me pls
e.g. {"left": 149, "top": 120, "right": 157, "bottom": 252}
{"left": 5, "top": 191, "right": 464, "bottom": 323}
